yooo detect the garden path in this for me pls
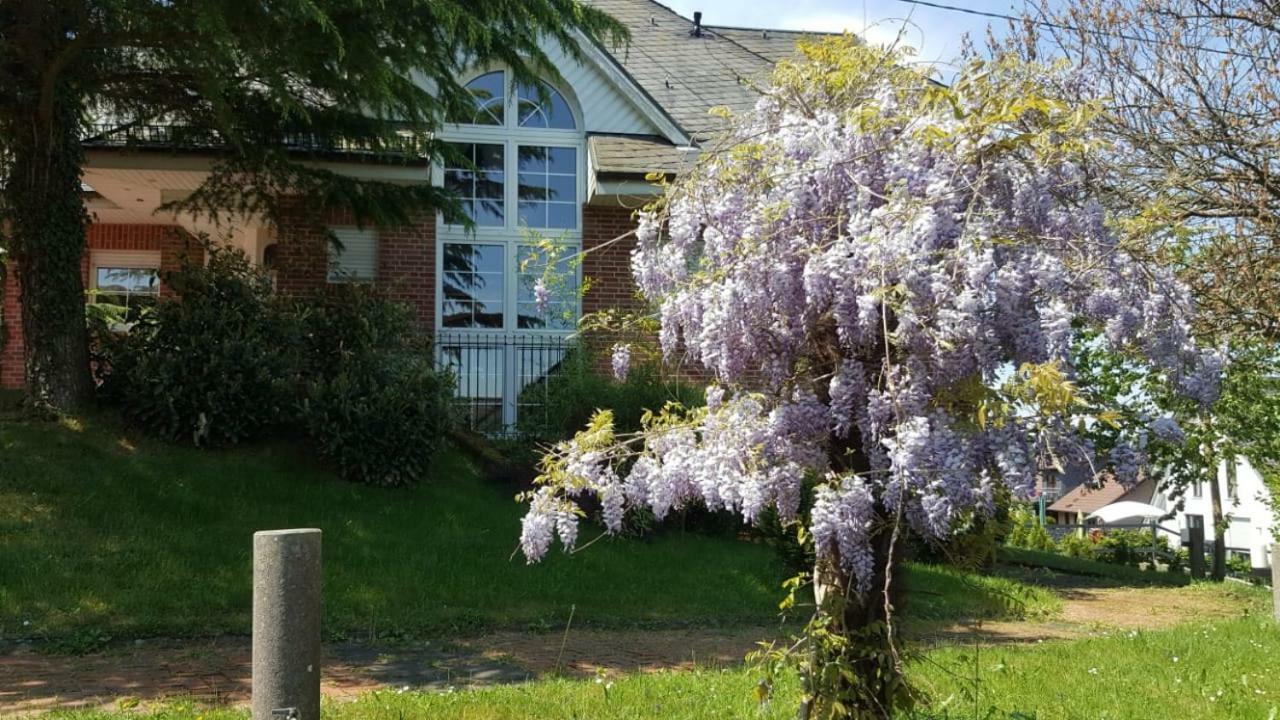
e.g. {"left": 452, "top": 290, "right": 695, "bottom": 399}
{"left": 0, "top": 583, "right": 1253, "bottom": 717}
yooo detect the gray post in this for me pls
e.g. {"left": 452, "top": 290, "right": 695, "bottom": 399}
{"left": 1272, "top": 544, "right": 1279, "bottom": 623}
{"left": 1189, "top": 525, "right": 1205, "bottom": 580}
{"left": 253, "top": 529, "right": 322, "bottom": 720}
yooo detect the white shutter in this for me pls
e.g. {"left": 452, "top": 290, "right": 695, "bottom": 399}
{"left": 327, "top": 228, "right": 378, "bottom": 282}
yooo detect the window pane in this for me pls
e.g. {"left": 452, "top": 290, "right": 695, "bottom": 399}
{"left": 516, "top": 244, "right": 579, "bottom": 330}
{"left": 516, "top": 82, "right": 575, "bottom": 130}
{"left": 454, "top": 71, "right": 505, "bottom": 126}
{"left": 547, "top": 147, "right": 576, "bottom": 173}
{"left": 441, "top": 244, "right": 505, "bottom": 328}
{"left": 546, "top": 174, "right": 575, "bottom": 202}
{"left": 547, "top": 203, "right": 577, "bottom": 230}
{"left": 518, "top": 146, "right": 548, "bottom": 173}
{"left": 96, "top": 267, "right": 158, "bottom": 294}
{"left": 445, "top": 143, "right": 505, "bottom": 226}
{"left": 515, "top": 146, "right": 576, "bottom": 230}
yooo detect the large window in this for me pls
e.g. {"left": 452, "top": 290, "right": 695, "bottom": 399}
{"left": 437, "top": 68, "right": 582, "bottom": 332}
{"left": 438, "top": 69, "right": 583, "bottom": 432}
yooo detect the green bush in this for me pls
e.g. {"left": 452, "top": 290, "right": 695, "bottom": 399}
{"left": 1057, "top": 532, "right": 1096, "bottom": 559}
{"left": 301, "top": 352, "right": 452, "bottom": 487}
{"left": 1006, "top": 505, "right": 1056, "bottom": 552}
{"left": 97, "top": 245, "right": 295, "bottom": 446}
{"left": 97, "top": 247, "right": 455, "bottom": 485}
{"left": 1095, "top": 528, "right": 1164, "bottom": 566}
{"left": 519, "top": 347, "right": 703, "bottom": 439}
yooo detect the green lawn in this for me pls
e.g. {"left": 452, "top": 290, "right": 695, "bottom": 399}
{"left": 38, "top": 614, "right": 1280, "bottom": 719}
{"left": 0, "top": 415, "right": 1055, "bottom": 646}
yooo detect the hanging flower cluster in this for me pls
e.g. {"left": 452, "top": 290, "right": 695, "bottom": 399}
{"left": 521, "top": 43, "right": 1218, "bottom": 594}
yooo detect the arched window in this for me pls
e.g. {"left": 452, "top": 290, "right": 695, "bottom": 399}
{"left": 516, "top": 82, "right": 576, "bottom": 130}
{"left": 460, "top": 71, "right": 505, "bottom": 126}
{"left": 439, "top": 68, "right": 582, "bottom": 337}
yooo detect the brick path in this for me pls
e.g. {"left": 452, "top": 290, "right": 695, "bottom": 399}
{"left": 0, "top": 627, "right": 778, "bottom": 717}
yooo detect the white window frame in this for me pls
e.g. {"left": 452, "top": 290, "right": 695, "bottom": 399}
{"left": 89, "top": 250, "right": 162, "bottom": 302}
{"left": 434, "top": 68, "right": 584, "bottom": 431}
{"left": 434, "top": 68, "right": 584, "bottom": 336}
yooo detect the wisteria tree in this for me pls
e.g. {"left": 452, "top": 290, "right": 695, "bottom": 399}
{"left": 520, "top": 39, "right": 1216, "bottom": 718}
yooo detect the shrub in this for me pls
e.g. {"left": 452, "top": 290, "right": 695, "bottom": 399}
{"left": 1058, "top": 532, "right": 1096, "bottom": 559}
{"left": 1005, "top": 505, "right": 1057, "bottom": 553}
{"left": 301, "top": 352, "right": 452, "bottom": 487}
{"left": 292, "top": 286, "right": 455, "bottom": 486}
{"left": 519, "top": 346, "right": 703, "bottom": 439}
{"left": 1095, "top": 528, "right": 1161, "bottom": 566}
{"left": 97, "top": 245, "right": 295, "bottom": 446}
{"left": 97, "top": 248, "right": 455, "bottom": 485}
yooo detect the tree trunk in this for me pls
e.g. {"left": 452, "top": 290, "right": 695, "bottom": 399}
{"left": 804, "top": 523, "right": 910, "bottom": 720}
{"left": 1209, "top": 458, "right": 1227, "bottom": 581}
{"left": 5, "top": 88, "right": 93, "bottom": 412}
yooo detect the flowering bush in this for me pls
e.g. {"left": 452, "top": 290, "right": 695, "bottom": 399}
{"left": 520, "top": 39, "right": 1217, "bottom": 716}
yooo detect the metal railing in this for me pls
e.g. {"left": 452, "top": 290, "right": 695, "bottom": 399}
{"left": 434, "top": 331, "right": 576, "bottom": 435}
{"left": 82, "top": 122, "right": 427, "bottom": 157}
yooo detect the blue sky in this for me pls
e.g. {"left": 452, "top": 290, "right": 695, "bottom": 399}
{"left": 660, "top": 0, "right": 1032, "bottom": 73}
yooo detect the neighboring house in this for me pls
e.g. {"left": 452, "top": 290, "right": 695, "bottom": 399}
{"left": 1045, "top": 474, "right": 1157, "bottom": 527}
{"left": 0, "top": 1, "right": 823, "bottom": 432}
{"left": 1148, "top": 456, "right": 1276, "bottom": 572}
{"left": 1046, "top": 457, "right": 1275, "bottom": 572}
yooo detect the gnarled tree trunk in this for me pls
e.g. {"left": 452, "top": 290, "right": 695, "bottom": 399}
{"left": 5, "top": 89, "right": 93, "bottom": 411}
{"left": 805, "top": 522, "right": 909, "bottom": 720}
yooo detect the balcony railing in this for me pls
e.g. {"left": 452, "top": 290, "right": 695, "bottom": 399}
{"left": 82, "top": 122, "right": 427, "bottom": 157}
{"left": 434, "top": 331, "right": 577, "bottom": 436}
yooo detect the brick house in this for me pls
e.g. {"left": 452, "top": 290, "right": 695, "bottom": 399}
{"left": 0, "top": 1, "right": 819, "bottom": 429}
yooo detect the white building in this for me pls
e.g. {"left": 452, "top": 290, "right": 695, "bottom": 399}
{"left": 1152, "top": 456, "right": 1276, "bottom": 572}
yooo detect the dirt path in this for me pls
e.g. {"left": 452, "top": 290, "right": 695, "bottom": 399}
{"left": 0, "top": 583, "right": 1258, "bottom": 717}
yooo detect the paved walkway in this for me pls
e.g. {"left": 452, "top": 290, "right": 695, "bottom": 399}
{"left": 1, "top": 584, "right": 1252, "bottom": 716}
{"left": 0, "top": 627, "right": 778, "bottom": 716}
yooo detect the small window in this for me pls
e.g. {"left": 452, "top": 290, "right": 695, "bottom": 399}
{"left": 517, "top": 82, "right": 576, "bottom": 129}
{"left": 327, "top": 228, "right": 378, "bottom": 282}
{"left": 456, "top": 71, "right": 505, "bottom": 126}
{"left": 442, "top": 243, "right": 505, "bottom": 328}
{"left": 444, "top": 142, "right": 505, "bottom": 226}
{"left": 1192, "top": 481, "right": 1203, "bottom": 498}
{"left": 90, "top": 251, "right": 161, "bottom": 320}
{"left": 517, "top": 146, "right": 577, "bottom": 230}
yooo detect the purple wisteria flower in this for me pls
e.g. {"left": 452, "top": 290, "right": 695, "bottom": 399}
{"left": 610, "top": 343, "right": 631, "bottom": 382}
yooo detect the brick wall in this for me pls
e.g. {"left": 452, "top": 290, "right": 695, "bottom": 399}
{"left": 272, "top": 203, "right": 436, "bottom": 329}
{"left": 581, "top": 204, "right": 642, "bottom": 318}
{"left": 1, "top": 264, "right": 23, "bottom": 389}
{"left": 1, "top": 223, "right": 202, "bottom": 390}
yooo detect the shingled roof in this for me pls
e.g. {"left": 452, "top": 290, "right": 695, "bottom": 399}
{"left": 582, "top": 0, "right": 825, "bottom": 143}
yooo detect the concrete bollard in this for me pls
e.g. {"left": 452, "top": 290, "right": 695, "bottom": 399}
{"left": 1272, "top": 544, "right": 1279, "bottom": 623}
{"left": 252, "top": 529, "right": 322, "bottom": 720}
{"left": 1189, "top": 526, "right": 1205, "bottom": 580}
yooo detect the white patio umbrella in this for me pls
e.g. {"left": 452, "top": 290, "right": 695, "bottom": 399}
{"left": 1088, "top": 501, "right": 1167, "bottom": 525}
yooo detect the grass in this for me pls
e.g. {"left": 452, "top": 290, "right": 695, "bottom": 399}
{"left": 37, "top": 614, "right": 1280, "bottom": 719}
{"left": 997, "top": 546, "right": 1190, "bottom": 587}
{"left": 0, "top": 415, "right": 1055, "bottom": 646}
{"left": 900, "top": 564, "right": 1061, "bottom": 623}
{"left": 0, "top": 415, "right": 784, "bottom": 643}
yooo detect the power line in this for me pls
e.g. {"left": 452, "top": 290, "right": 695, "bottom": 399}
{"left": 892, "top": 0, "right": 1266, "bottom": 61}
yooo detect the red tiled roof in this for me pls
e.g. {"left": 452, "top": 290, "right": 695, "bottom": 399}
{"left": 1048, "top": 475, "right": 1155, "bottom": 516}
